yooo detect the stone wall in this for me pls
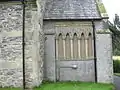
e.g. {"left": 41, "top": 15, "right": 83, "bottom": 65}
{"left": 0, "top": 1, "right": 45, "bottom": 87}
{"left": 0, "top": 3, "right": 23, "bottom": 87}
{"left": 43, "top": 20, "right": 113, "bottom": 83}
{"left": 0, "top": 1, "right": 113, "bottom": 88}
{"left": 96, "top": 34, "right": 113, "bottom": 83}
{"left": 95, "top": 20, "right": 113, "bottom": 83}
{"left": 43, "top": 21, "right": 95, "bottom": 82}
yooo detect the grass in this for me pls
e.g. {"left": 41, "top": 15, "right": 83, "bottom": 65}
{"left": 34, "top": 82, "right": 114, "bottom": 90}
{"left": 0, "top": 82, "right": 114, "bottom": 90}
{"left": 114, "top": 73, "right": 120, "bottom": 77}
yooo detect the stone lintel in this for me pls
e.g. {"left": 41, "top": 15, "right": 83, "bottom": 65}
{"left": 3, "top": 31, "right": 22, "bottom": 37}
{"left": 0, "top": 61, "right": 22, "bottom": 69}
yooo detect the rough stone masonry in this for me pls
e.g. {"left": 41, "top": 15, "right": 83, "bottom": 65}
{"left": 0, "top": 0, "right": 45, "bottom": 88}
{"left": 0, "top": 0, "right": 113, "bottom": 88}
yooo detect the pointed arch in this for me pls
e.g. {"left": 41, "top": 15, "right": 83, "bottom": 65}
{"left": 58, "top": 33, "right": 64, "bottom": 59}
{"left": 80, "top": 33, "right": 86, "bottom": 59}
{"left": 88, "top": 32, "right": 93, "bottom": 58}
{"left": 73, "top": 33, "right": 78, "bottom": 59}
{"left": 65, "top": 33, "right": 71, "bottom": 59}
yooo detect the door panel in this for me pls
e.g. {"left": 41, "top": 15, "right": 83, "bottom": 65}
{"left": 57, "top": 60, "right": 95, "bottom": 82}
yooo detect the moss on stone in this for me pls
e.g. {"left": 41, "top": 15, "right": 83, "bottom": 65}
{"left": 0, "top": 1, "right": 22, "bottom": 5}
{"left": 96, "top": 29, "right": 112, "bottom": 34}
{"left": 0, "top": 0, "right": 37, "bottom": 7}
{"left": 97, "top": 3, "right": 107, "bottom": 13}
{"left": 27, "top": 0, "right": 36, "bottom": 4}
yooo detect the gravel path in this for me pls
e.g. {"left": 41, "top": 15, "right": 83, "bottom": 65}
{"left": 114, "top": 75, "right": 120, "bottom": 90}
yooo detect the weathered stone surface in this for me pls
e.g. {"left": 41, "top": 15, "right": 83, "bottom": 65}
{"left": 0, "top": 69, "right": 22, "bottom": 87}
{"left": 0, "top": 3, "right": 23, "bottom": 87}
{"left": 0, "top": 0, "right": 46, "bottom": 87}
{"left": 43, "top": 20, "right": 113, "bottom": 83}
{"left": 0, "top": 0, "right": 113, "bottom": 88}
{"left": 95, "top": 20, "right": 113, "bottom": 83}
{"left": 96, "top": 34, "right": 113, "bottom": 83}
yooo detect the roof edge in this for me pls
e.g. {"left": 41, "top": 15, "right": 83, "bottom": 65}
{"left": 96, "top": 0, "right": 109, "bottom": 19}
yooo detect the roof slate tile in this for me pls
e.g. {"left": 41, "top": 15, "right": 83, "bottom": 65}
{"left": 44, "top": 0, "right": 101, "bottom": 19}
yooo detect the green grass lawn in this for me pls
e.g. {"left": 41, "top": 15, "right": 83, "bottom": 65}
{"left": 34, "top": 82, "right": 114, "bottom": 90}
{"left": 0, "top": 82, "right": 114, "bottom": 90}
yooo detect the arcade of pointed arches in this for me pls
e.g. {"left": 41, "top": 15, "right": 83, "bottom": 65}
{"left": 55, "top": 32, "right": 94, "bottom": 60}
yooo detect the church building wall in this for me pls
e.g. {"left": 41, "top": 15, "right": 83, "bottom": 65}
{"left": 95, "top": 20, "right": 113, "bottom": 83}
{"left": 0, "top": 1, "right": 113, "bottom": 88}
{"left": 96, "top": 33, "right": 113, "bottom": 83}
{"left": 43, "top": 21, "right": 95, "bottom": 82}
{"left": 43, "top": 20, "right": 113, "bottom": 83}
{"left": 0, "top": 2, "right": 44, "bottom": 87}
{"left": 0, "top": 3, "right": 23, "bottom": 87}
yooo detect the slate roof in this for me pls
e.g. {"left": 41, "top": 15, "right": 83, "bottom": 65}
{"left": 44, "top": 0, "right": 101, "bottom": 19}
